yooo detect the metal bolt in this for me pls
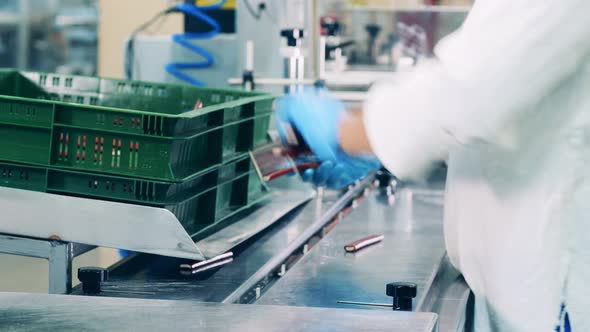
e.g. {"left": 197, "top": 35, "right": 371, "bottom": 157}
{"left": 317, "top": 186, "right": 324, "bottom": 199}
{"left": 278, "top": 264, "right": 287, "bottom": 277}
{"left": 388, "top": 195, "right": 395, "bottom": 206}
{"left": 386, "top": 186, "right": 393, "bottom": 196}
{"left": 386, "top": 282, "right": 417, "bottom": 311}
{"left": 390, "top": 179, "right": 399, "bottom": 191}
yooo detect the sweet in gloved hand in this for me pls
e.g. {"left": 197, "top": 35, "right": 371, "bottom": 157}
{"left": 276, "top": 91, "right": 380, "bottom": 189}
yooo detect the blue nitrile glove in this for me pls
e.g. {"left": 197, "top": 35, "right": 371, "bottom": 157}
{"left": 119, "top": 249, "right": 131, "bottom": 258}
{"left": 276, "top": 91, "right": 380, "bottom": 189}
{"left": 301, "top": 160, "right": 374, "bottom": 189}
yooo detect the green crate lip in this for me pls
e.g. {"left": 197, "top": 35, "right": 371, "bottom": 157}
{"left": 52, "top": 111, "right": 274, "bottom": 140}
{"left": 0, "top": 119, "right": 51, "bottom": 130}
{"left": 4, "top": 152, "right": 250, "bottom": 184}
{"left": 46, "top": 173, "right": 238, "bottom": 207}
{"left": 0, "top": 95, "right": 274, "bottom": 137}
{"left": 0, "top": 157, "right": 247, "bottom": 185}
{"left": 71, "top": 70, "right": 282, "bottom": 118}
{"left": 0, "top": 151, "right": 252, "bottom": 184}
{"left": 0, "top": 90, "right": 274, "bottom": 120}
{"left": 66, "top": 150, "right": 250, "bottom": 183}
{"left": 0, "top": 155, "right": 259, "bottom": 206}
{"left": 0, "top": 68, "right": 276, "bottom": 116}
{"left": 42, "top": 171, "right": 268, "bottom": 221}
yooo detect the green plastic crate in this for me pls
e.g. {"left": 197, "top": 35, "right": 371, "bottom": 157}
{"left": 0, "top": 158, "right": 269, "bottom": 237}
{"left": 0, "top": 70, "right": 274, "bottom": 125}
{"left": 0, "top": 69, "right": 273, "bottom": 181}
{"left": 0, "top": 155, "right": 256, "bottom": 205}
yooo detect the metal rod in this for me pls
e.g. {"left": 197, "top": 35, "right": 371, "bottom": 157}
{"left": 101, "top": 289, "right": 156, "bottom": 295}
{"left": 243, "top": 40, "right": 255, "bottom": 91}
{"left": 180, "top": 252, "right": 234, "bottom": 270}
{"left": 222, "top": 174, "right": 375, "bottom": 304}
{"left": 317, "top": 36, "right": 327, "bottom": 81}
{"left": 245, "top": 40, "right": 254, "bottom": 72}
{"left": 297, "top": 55, "right": 305, "bottom": 93}
{"left": 228, "top": 77, "right": 316, "bottom": 86}
{"left": 308, "top": 0, "right": 320, "bottom": 78}
{"left": 249, "top": 151, "right": 266, "bottom": 184}
{"left": 337, "top": 300, "right": 393, "bottom": 308}
{"left": 17, "top": 0, "right": 30, "bottom": 69}
{"left": 287, "top": 55, "right": 298, "bottom": 94}
{"left": 0, "top": 234, "right": 53, "bottom": 259}
{"left": 187, "top": 258, "right": 234, "bottom": 275}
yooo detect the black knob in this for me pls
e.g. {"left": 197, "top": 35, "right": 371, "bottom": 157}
{"left": 365, "top": 24, "right": 382, "bottom": 39}
{"left": 280, "top": 29, "right": 305, "bottom": 47}
{"left": 386, "top": 282, "right": 417, "bottom": 311}
{"left": 321, "top": 18, "right": 340, "bottom": 37}
{"left": 376, "top": 170, "right": 391, "bottom": 188}
{"left": 78, "top": 266, "right": 108, "bottom": 294}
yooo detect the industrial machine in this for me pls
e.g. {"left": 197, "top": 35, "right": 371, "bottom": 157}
{"left": 128, "top": 0, "right": 469, "bottom": 100}
{"left": 0, "top": 1, "right": 473, "bottom": 331}
{"left": 1, "top": 173, "right": 470, "bottom": 332}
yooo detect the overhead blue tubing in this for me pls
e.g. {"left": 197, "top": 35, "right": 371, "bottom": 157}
{"left": 165, "top": 1, "right": 227, "bottom": 86}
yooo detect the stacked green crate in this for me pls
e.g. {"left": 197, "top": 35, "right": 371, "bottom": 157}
{"left": 0, "top": 69, "right": 273, "bottom": 238}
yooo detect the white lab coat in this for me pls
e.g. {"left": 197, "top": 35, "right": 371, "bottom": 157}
{"left": 363, "top": 1, "right": 590, "bottom": 331}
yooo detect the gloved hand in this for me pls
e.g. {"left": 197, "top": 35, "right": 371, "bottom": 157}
{"left": 119, "top": 249, "right": 131, "bottom": 258}
{"left": 276, "top": 91, "right": 380, "bottom": 189}
{"left": 301, "top": 160, "right": 377, "bottom": 189}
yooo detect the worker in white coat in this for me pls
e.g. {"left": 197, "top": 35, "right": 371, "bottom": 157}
{"left": 277, "top": 1, "right": 590, "bottom": 331}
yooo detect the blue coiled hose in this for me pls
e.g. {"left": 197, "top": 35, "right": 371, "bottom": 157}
{"left": 165, "top": 1, "right": 227, "bottom": 86}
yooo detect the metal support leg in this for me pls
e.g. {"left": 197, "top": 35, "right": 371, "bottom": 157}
{"left": 48, "top": 242, "right": 73, "bottom": 294}
{"left": 0, "top": 234, "right": 94, "bottom": 294}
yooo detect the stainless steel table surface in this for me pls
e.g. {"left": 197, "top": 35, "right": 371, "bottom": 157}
{"left": 0, "top": 292, "right": 438, "bottom": 332}
{"left": 257, "top": 182, "right": 447, "bottom": 311}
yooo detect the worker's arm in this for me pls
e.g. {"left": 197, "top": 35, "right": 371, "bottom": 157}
{"left": 339, "top": 107, "right": 373, "bottom": 155}
{"left": 359, "top": 0, "right": 590, "bottom": 180}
